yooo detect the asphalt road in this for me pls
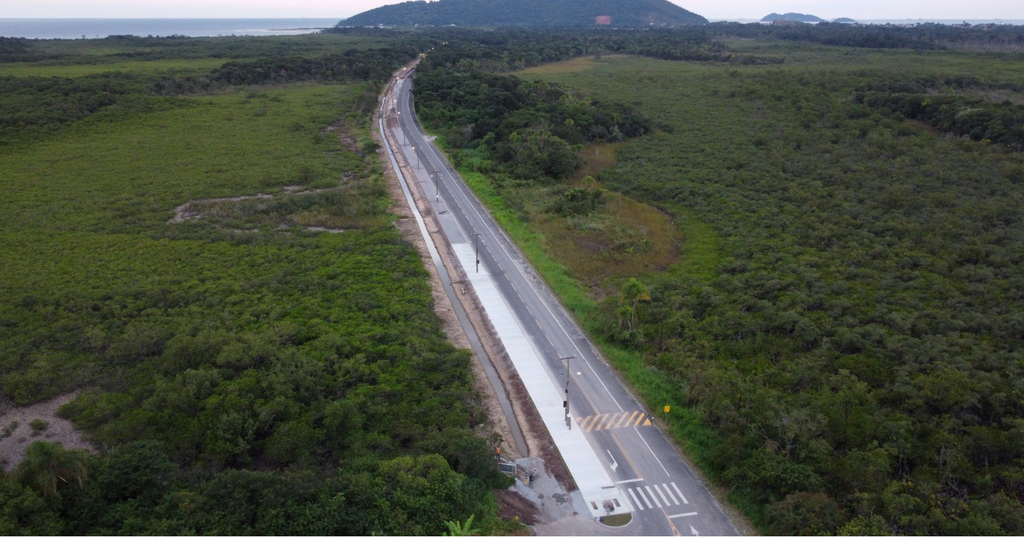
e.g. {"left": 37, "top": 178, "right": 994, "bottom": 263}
{"left": 387, "top": 70, "right": 738, "bottom": 537}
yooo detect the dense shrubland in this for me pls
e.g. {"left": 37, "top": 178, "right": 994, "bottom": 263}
{"left": 0, "top": 34, "right": 513, "bottom": 535}
{"left": 708, "top": 21, "right": 1024, "bottom": 51}
{"left": 414, "top": 57, "right": 651, "bottom": 181}
{"left": 1, "top": 38, "right": 418, "bottom": 145}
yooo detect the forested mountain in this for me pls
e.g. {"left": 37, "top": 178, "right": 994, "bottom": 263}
{"left": 341, "top": 0, "right": 708, "bottom": 28}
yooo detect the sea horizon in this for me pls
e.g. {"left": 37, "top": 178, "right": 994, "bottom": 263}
{"left": 0, "top": 18, "right": 344, "bottom": 40}
{"left": 2, "top": 17, "right": 1023, "bottom": 40}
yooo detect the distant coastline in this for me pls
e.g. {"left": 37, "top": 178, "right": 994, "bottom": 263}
{"left": 3, "top": 17, "right": 1022, "bottom": 40}
{"left": 0, "top": 18, "right": 342, "bottom": 39}
{"left": 711, "top": 18, "right": 1024, "bottom": 26}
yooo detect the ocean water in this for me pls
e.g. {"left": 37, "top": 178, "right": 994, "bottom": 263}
{"left": 3, "top": 18, "right": 1021, "bottom": 40}
{"left": 0, "top": 18, "right": 343, "bottom": 40}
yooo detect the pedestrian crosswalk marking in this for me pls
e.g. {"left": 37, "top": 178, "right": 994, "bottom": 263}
{"left": 636, "top": 487, "right": 653, "bottom": 509}
{"left": 661, "top": 483, "right": 679, "bottom": 505}
{"left": 577, "top": 411, "right": 653, "bottom": 431}
{"left": 655, "top": 483, "right": 671, "bottom": 506}
{"left": 628, "top": 488, "right": 645, "bottom": 510}
{"left": 671, "top": 482, "right": 689, "bottom": 504}
{"left": 645, "top": 486, "right": 663, "bottom": 508}
{"left": 623, "top": 482, "right": 691, "bottom": 512}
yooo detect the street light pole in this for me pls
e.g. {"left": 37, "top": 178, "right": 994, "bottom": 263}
{"left": 473, "top": 232, "right": 480, "bottom": 273}
{"left": 434, "top": 173, "right": 439, "bottom": 202}
{"left": 559, "top": 355, "right": 576, "bottom": 429}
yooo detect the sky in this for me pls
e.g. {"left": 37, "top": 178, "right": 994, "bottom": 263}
{"left": 4, "top": 0, "right": 1023, "bottom": 21}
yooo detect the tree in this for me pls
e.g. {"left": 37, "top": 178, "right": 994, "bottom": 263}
{"left": 95, "top": 441, "right": 176, "bottom": 503}
{"left": 618, "top": 277, "right": 651, "bottom": 331}
{"left": 443, "top": 514, "right": 479, "bottom": 536}
{"left": 14, "top": 441, "right": 90, "bottom": 501}
{"left": 0, "top": 474, "right": 62, "bottom": 535}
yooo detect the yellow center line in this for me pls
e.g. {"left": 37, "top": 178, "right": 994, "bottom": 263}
{"left": 663, "top": 507, "right": 682, "bottom": 536}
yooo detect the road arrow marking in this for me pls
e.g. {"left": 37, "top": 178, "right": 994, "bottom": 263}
{"left": 607, "top": 450, "right": 618, "bottom": 472}
{"left": 690, "top": 525, "right": 700, "bottom": 536}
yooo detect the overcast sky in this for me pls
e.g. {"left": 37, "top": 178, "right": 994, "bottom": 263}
{"left": 5, "top": 0, "right": 1023, "bottom": 21}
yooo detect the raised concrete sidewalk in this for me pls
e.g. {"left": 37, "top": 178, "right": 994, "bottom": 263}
{"left": 450, "top": 245, "right": 630, "bottom": 518}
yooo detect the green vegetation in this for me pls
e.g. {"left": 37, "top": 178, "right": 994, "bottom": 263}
{"left": 411, "top": 26, "right": 1024, "bottom": 535}
{"left": 707, "top": 20, "right": 1024, "bottom": 52}
{"left": 27, "top": 421, "right": 48, "bottom": 437}
{"left": 341, "top": 0, "right": 707, "bottom": 28}
{"left": 0, "top": 33, "right": 517, "bottom": 535}
{"left": 414, "top": 50, "right": 652, "bottom": 181}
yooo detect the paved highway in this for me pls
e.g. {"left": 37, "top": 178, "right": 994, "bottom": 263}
{"left": 385, "top": 69, "right": 738, "bottom": 536}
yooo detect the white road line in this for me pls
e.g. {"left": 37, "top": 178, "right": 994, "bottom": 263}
{"left": 662, "top": 483, "right": 680, "bottom": 506}
{"left": 636, "top": 487, "right": 653, "bottom": 509}
{"left": 645, "top": 486, "right": 663, "bottom": 508}
{"left": 635, "top": 428, "right": 671, "bottom": 477}
{"left": 671, "top": 482, "right": 689, "bottom": 505}
{"left": 614, "top": 478, "right": 644, "bottom": 484}
{"left": 628, "top": 488, "right": 644, "bottom": 511}
{"left": 668, "top": 512, "right": 699, "bottom": 519}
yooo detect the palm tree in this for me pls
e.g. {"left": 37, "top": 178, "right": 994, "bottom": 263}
{"left": 442, "top": 514, "right": 478, "bottom": 536}
{"left": 618, "top": 278, "right": 651, "bottom": 331}
{"left": 15, "top": 441, "right": 90, "bottom": 501}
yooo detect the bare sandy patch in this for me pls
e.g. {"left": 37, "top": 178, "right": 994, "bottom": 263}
{"left": 0, "top": 392, "right": 95, "bottom": 472}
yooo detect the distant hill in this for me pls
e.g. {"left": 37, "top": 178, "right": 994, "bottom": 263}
{"left": 762, "top": 12, "right": 824, "bottom": 23}
{"left": 833, "top": 17, "right": 858, "bottom": 24}
{"left": 341, "top": 0, "right": 708, "bottom": 28}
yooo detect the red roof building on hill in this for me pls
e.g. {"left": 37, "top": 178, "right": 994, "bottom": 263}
{"left": 595, "top": 15, "right": 612, "bottom": 25}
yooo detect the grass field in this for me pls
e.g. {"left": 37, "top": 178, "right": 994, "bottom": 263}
{"left": 0, "top": 81, "right": 384, "bottom": 401}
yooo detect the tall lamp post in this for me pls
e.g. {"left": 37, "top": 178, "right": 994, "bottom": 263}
{"left": 433, "top": 173, "right": 439, "bottom": 202}
{"left": 560, "top": 355, "right": 576, "bottom": 429}
{"left": 473, "top": 232, "right": 480, "bottom": 273}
